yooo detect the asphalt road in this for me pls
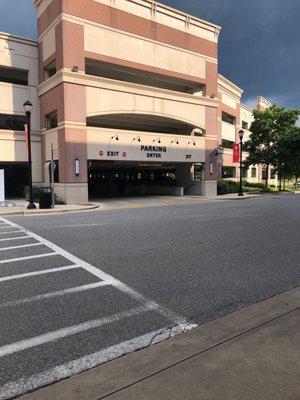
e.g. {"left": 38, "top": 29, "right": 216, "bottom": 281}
{"left": 0, "top": 194, "right": 299, "bottom": 398}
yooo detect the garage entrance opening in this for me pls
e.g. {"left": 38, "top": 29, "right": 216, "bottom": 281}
{"left": 0, "top": 162, "right": 28, "bottom": 199}
{"left": 88, "top": 161, "right": 191, "bottom": 199}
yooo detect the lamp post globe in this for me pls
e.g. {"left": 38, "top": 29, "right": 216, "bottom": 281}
{"left": 23, "top": 100, "right": 36, "bottom": 209}
{"left": 23, "top": 100, "right": 33, "bottom": 115}
{"left": 238, "top": 129, "right": 244, "bottom": 197}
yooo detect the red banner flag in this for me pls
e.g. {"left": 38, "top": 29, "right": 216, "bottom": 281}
{"left": 233, "top": 143, "right": 240, "bottom": 163}
{"left": 24, "top": 124, "right": 28, "bottom": 155}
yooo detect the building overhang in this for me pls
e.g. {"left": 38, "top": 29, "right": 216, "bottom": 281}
{"left": 218, "top": 74, "right": 244, "bottom": 98}
{"left": 257, "top": 96, "right": 273, "bottom": 109}
{"left": 0, "top": 31, "right": 37, "bottom": 46}
{"left": 241, "top": 103, "right": 254, "bottom": 113}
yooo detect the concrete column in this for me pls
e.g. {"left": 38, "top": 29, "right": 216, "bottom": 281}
{"left": 203, "top": 105, "right": 218, "bottom": 197}
{"left": 55, "top": 21, "right": 88, "bottom": 203}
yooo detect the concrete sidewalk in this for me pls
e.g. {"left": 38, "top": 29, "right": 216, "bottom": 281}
{"left": 94, "top": 193, "right": 270, "bottom": 212}
{"left": 0, "top": 203, "right": 99, "bottom": 216}
{"left": 2, "top": 192, "right": 296, "bottom": 216}
{"left": 18, "top": 287, "right": 300, "bottom": 400}
{"left": 0, "top": 194, "right": 262, "bottom": 216}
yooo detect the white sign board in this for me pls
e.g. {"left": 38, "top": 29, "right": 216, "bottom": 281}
{"left": 87, "top": 130, "right": 206, "bottom": 163}
{"left": 0, "top": 170, "right": 4, "bottom": 202}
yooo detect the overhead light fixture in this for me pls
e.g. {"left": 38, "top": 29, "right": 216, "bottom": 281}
{"left": 153, "top": 138, "right": 161, "bottom": 144}
{"left": 193, "top": 128, "right": 205, "bottom": 137}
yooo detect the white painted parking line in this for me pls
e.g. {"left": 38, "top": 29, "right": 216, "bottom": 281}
{"left": 0, "top": 265, "right": 80, "bottom": 282}
{"left": 0, "top": 252, "right": 56, "bottom": 264}
{"left": 1, "top": 281, "right": 110, "bottom": 308}
{"left": 0, "top": 236, "right": 30, "bottom": 242}
{"left": 1, "top": 217, "right": 191, "bottom": 326}
{"left": 0, "top": 243, "right": 42, "bottom": 251}
{"left": 0, "top": 216, "right": 197, "bottom": 396}
{"left": 0, "top": 305, "right": 154, "bottom": 358}
{"left": 0, "top": 230, "right": 21, "bottom": 235}
{"left": 0, "top": 325, "right": 190, "bottom": 399}
{"left": 36, "top": 222, "right": 116, "bottom": 230}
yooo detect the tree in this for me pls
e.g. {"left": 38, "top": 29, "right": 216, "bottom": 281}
{"left": 277, "top": 127, "right": 300, "bottom": 189}
{"left": 244, "top": 105, "right": 299, "bottom": 189}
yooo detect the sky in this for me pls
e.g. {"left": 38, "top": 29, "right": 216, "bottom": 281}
{"left": 0, "top": 0, "right": 299, "bottom": 109}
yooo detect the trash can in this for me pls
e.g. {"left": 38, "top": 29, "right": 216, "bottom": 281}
{"left": 39, "top": 189, "right": 52, "bottom": 209}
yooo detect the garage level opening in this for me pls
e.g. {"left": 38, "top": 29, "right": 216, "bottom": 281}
{"left": 88, "top": 161, "right": 193, "bottom": 199}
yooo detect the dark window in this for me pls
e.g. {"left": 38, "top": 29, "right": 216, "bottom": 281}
{"left": 251, "top": 168, "right": 257, "bottom": 178}
{"left": 222, "top": 112, "right": 236, "bottom": 125}
{"left": 242, "top": 121, "right": 249, "bottom": 130}
{"left": 45, "top": 110, "right": 58, "bottom": 130}
{"left": 0, "top": 114, "right": 27, "bottom": 131}
{"left": 271, "top": 169, "right": 276, "bottom": 179}
{"left": 44, "top": 61, "right": 56, "bottom": 79}
{"left": 0, "top": 66, "right": 28, "bottom": 86}
{"left": 222, "top": 167, "right": 236, "bottom": 179}
{"left": 262, "top": 168, "right": 267, "bottom": 180}
{"left": 242, "top": 168, "right": 248, "bottom": 178}
{"left": 222, "top": 139, "right": 235, "bottom": 149}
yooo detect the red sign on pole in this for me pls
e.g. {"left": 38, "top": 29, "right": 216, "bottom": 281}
{"left": 233, "top": 143, "right": 240, "bottom": 163}
{"left": 24, "top": 124, "right": 28, "bottom": 155}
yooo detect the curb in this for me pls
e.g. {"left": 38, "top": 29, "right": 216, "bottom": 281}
{"left": 0, "top": 204, "right": 100, "bottom": 217}
{"left": 215, "top": 192, "right": 298, "bottom": 201}
{"left": 213, "top": 194, "right": 270, "bottom": 201}
{"left": 215, "top": 195, "right": 271, "bottom": 201}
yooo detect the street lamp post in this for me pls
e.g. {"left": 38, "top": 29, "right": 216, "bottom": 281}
{"left": 23, "top": 100, "right": 36, "bottom": 210}
{"left": 238, "top": 129, "right": 244, "bottom": 197}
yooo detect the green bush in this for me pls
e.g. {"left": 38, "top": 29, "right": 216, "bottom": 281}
{"left": 243, "top": 181, "right": 266, "bottom": 189}
{"left": 243, "top": 186, "right": 261, "bottom": 193}
{"left": 25, "top": 186, "right": 64, "bottom": 204}
{"left": 25, "top": 186, "right": 46, "bottom": 202}
{"left": 217, "top": 180, "right": 227, "bottom": 195}
{"left": 217, "top": 180, "right": 239, "bottom": 195}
